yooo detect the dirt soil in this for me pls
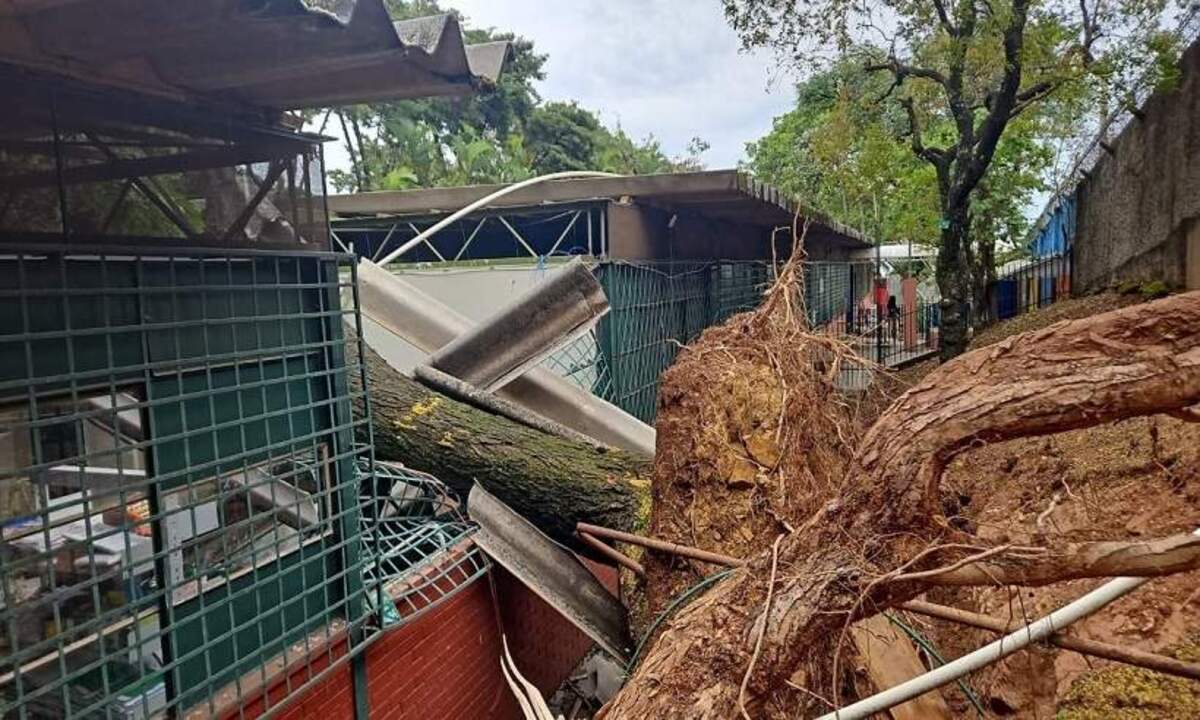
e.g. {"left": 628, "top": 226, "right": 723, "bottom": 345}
{"left": 640, "top": 258, "right": 857, "bottom": 627}
{"left": 882, "top": 293, "right": 1200, "bottom": 718}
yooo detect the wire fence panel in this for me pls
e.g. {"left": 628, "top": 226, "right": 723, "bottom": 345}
{"left": 0, "top": 248, "right": 483, "bottom": 720}
{"left": 976, "top": 253, "right": 1073, "bottom": 329}
{"left": 559, "top": 260, "right": 899, "bottom": 422}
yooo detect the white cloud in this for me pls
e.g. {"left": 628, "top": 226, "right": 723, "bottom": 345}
{"left": 447, "top": 0, "right": 795, "bottom": 168}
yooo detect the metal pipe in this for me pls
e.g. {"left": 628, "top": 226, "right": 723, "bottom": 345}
{"left": 900, "top": 600, "right": 1200, "bottom": 681}
{"left": 818, "top": 527, "right": 1200, "bottom": 720}
{"left": 577, "top": 531, "right": 646, "bottom": 577}
{"left": 377, "top": 171, "right": 619, "bottom": 265}
{"left": 575, "top": 523, "right": 746, "bottom": 569}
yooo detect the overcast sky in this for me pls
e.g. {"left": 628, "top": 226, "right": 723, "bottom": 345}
{"left": 447, "top": 0, "right": 795, "bottom": 169}
{"left": 319, "top": 2, "right": 797, "bottom": 174}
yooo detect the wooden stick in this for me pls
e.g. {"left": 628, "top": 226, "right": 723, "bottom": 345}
{"left": 900, "top": 600, "right": 1200, "bottom": 681}
{"left": 577, "top": 531, "right": 646, "bottom": 577}
{"left": 576, "top": 522, "right": 746, "bottom": 569}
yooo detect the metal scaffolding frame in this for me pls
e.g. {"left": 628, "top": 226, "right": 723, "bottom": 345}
{"left": 332, "top": 204, "right": 606, "bottom": 265}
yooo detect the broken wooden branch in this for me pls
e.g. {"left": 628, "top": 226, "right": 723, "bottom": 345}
{"left": 900, "top": 600, "right": 1200, "bottom": 681}
{"left": 576, "top": 522, "right": 746, "bottom": 569}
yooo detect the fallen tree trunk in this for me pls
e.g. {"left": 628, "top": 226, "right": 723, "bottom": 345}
{"left": 351, "top": 337, "right": 651, "bottom": 546}
{"left": 604, "top": 290, "right": 1200, "bottom": 719}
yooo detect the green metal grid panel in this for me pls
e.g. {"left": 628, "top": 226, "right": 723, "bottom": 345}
{"left": 590, "top": 260, "right": 875, "bottom": 423}
{"left": 0, "top": 249, "right": 367, "bottom": 720}
{"left": 595, "top": 262, "right": 713, "bottom": 423}
{"left": 541, "top": 331, "right": 612, "bottom": 400}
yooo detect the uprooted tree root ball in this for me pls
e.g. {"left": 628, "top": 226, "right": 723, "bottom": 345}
{"left": 643, "top": 244, "right": 863, "bottom": 624}
{"left": 602, "top": 287, "right": 1200, "bottom": 720}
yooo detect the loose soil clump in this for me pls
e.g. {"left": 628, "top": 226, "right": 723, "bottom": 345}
{"left": 642, "top": 243, "right": 859, "bottom": 623}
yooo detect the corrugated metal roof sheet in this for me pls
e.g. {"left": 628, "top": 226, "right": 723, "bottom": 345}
{"left": 0, "top": 1, "right": 508, "bottom": 112}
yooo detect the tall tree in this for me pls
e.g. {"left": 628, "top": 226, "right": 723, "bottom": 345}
{"left": 325, "top": 0, "right": 704, "bottom": 191}
{"left": 725, "top": 0, "right": 1182, "bottom": 359}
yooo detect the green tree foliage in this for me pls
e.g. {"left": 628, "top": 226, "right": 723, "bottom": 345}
{"left": 747, "top": 51, "right": 1056, "bottom": 302}
{"left": 725, "top": 0, "right": 1183, "bottom": 359}
{"left": 746, "top": 57, "right": 941, "bottom": 246}
{"left": 326, "top": 0, "right": 703, "bottom": 192}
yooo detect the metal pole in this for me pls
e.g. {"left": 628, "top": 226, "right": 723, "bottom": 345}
{"left": 576, "top": 531, "right": 646, "bottom": 577}
{"left": 874, "top": 195, "right": 883, "bottom": 364}
{"left": 575, "top": 523, "right": 745, "bottom": 569}
{"left": 819, "top": 528, "right": 1200, "bottom": 720}
{"left": 376, "top": 171, "right": 619, "bottom": 265}
{"left": 900, "top": 600, "right": 1200, "bottom": 681}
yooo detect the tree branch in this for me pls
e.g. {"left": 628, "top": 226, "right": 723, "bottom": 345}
{"left": 932, "top": 0, "right": 957, "bottom": 36}
{"left": 900, "top": 97, "right": 950, "bottom": 168}
{"left": 957, "top": 0, "right": 1030, "bottom": 197}
{"left": 1007, "top": 79, "right": 1059, "bottom": 119}
{"left": 901, "top": 532, "right": 1200, "bottom": 587}
{"left": 865, "top": 57, "right": 948, "bottom": 88}
{"left": 1169, "top": 405, "right": 1200, "bottom": 423}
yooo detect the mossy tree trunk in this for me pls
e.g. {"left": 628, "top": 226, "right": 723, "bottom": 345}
{"left": 351, "top": 340, "right": 651, "bottom": 546}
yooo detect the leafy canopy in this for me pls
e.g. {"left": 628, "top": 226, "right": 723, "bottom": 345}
{"left": 326, "top": 0, "right": 707, "bottom": 192}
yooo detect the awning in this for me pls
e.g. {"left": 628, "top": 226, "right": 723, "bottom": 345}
{"left": 0, "top": 1, "right": 509, "bottom": 112}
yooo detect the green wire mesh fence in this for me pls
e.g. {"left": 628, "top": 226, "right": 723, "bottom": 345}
{"left": 0, "top": 248, "right": 486, "bottom": 720}
{"left": 545, "top": 260, "right": 878, "bottom": 423}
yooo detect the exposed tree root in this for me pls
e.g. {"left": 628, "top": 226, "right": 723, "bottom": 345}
{"left": 605, "top": 290, "right": 1200, "bottom": 719}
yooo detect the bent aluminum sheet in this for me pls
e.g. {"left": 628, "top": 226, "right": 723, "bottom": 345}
{"left": 468, "top": 484, "right": 631, "bottom": 663}
{"left": 356, "top": 259, "right": 654, "bottom": 456}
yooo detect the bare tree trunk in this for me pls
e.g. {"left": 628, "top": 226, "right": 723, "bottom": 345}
{"left": 603, "top": 291, "right": 1200, "bottom": 719}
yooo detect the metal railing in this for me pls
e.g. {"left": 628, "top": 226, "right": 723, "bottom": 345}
{"left": 976, "top": 253, "right": 1073, "bottom": 329}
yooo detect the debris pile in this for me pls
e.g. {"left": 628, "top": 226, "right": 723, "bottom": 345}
{"left": 601, "top": 284, "right": 1200, "bottom": 719}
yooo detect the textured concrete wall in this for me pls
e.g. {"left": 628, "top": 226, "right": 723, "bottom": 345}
{"left": 1074, "top": 40, "right": 1200, "bottom": 292}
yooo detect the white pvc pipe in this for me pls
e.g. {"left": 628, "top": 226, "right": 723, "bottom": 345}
{"left": 376, "top": 171, "right": 620, "bottom": 265}
{"left": 818, "top": 527, "right": 1200, "bottom": 720}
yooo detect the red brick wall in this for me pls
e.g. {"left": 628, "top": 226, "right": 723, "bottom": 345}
{"left": 265, "top": 559, "right": 619, "bottom": 720}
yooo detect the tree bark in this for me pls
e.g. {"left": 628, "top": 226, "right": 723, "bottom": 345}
{"left": 604, "top": 291, "right": 1200, "bottom": 719}
{"left": 351, "top": 339, "right": 651, "bottom": 546}
{"left": 936, "top": 205, "right": 972, "bottom": 361}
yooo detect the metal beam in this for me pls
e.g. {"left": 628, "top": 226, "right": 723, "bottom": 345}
{"left": 546, "top": 210, "right": 582, "bottom": 257}
{"left": 407, "top": 222, "right": 446, "bottom": 262}
{"left": 1, "top": 145, "right": 289, "bottom": 191}
{"left": 222, "top": 160, "right": 287, "bottom": 243}
{"left": 497, "top": 215, "right": 537, "bottom": 258}
{"left": 369, "top": 222, "right": 400, "bottom": 263}
{"left": 452, "top": 216, "right": 487, "bottom": 261}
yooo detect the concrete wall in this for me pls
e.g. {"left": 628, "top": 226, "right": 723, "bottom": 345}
{"left": 1074, "top": 40, "right": 1200, "bottom": 292}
